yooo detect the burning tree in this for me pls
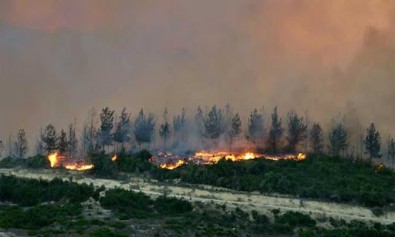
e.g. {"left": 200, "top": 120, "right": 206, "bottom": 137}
{"left": 267, "top": 107, "right": 283, "bottom": 153}
{"left": 364, "top": 123, "right": 381, "bottom": 162}
{"left": 15, "top": 129, "right": 28, "bottom": 158}
{"left": 41, "top": 124, "right": 58, "bottom": 153}
{"left": 159, "top": 108, "right": 171, "bottom": 151}
{"left": 310, "top": 122, "right": 323, "bottom": 154}
{"left": 133, "top": 109, "right": 155, "bottom": 148}
{"left": 246, "top": 109, "right": 264, "bottom": 146}
{"left": 99, "top": 107, "right": 115, "bottom": 151}
{"left": 329, "top": 122, "right": 348, "bottom": 156}
{"left": 114, "top": 107, "right": 131, "bottom": 149}
{"left": 286, "top": 111, "right": 307, "bottom": 153}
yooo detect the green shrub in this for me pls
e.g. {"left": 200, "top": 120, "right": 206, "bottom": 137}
{"left": 100, "top": 188, "right": 153, "bottom": 219}
{"left": 275, "top": 211, "right": 316, "bottom": 228}
{"left": 372, "top": 207, "right": 385, "bottom": 216}
{"left": 154, "top": 196, "right": 193, "bottom": 215}
{"left": 0, "top": 175, "right": 95, "bottom": 206}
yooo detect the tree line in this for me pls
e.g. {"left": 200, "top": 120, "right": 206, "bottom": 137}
{"left": 1, "top": 105, "right": 394, "bottom": 166}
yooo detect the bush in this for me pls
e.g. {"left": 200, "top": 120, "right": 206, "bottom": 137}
{"left": 0, "top": 204, "right": 81, "bottom": 230}
{"left": 0, "top": 175, "right": 96, "bottom": 206}
{"left": 154, "top": 196, "right": 193, "bottom": 215}
{"left": 372, "top": 207, "right": 385, "bottom": 216}
{"left": 275, "top": 211, "right": 316, "bottom": 228}
{"left": 25, "top": 155, "right": 50, "bottom": 168}
{"left": 100, "top": 188, "right": 153, "bottom": 219}
{"left": 90, "top": 151, "right": 118, "bottom": 178}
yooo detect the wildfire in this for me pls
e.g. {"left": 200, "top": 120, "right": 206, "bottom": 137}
{"left": 375, "top": 163, "right": 385, "bottom": 173}
{"left": 64, "top": 163, "right": 94, "bottom": 171}
{"left": 47, "top": 152, "right": 94, "bottom": 171}
{"left": 194, "top": 151, "right": 260, "bottom": 164}
{"left": 111, "top": 154, "right": 117, "bottom": 161}
{"left": 264, "top": 153, "right": 307, "bottom": 161}
{"left": 48, "top": 152, "right": 60, "bottom": 168}
{"left": 159, "top": 159, "right": 187, "bottom": 170}
{"left": 152, "top": 151, "right": 307, "bottom": 170}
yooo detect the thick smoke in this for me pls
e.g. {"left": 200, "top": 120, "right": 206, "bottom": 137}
{"left": 0, "top": 0, "right": 395, "bottom": 152}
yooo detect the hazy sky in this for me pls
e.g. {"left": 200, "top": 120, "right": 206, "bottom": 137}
{"left": 1, "top": 0, "right": 395, "bottom": 145}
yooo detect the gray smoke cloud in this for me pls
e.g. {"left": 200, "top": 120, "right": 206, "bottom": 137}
{"left": 0, "top": 0, "right": 395, "bottom": 151}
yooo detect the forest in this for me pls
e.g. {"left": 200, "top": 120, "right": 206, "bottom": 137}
{"left": 0, "top": 105, "right": 395, "bottom": 236}
{"left": 1, "top": 104, "right": 394, "bottom": 169}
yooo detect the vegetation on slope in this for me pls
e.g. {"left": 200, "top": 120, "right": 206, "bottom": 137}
{"left": 152, "top": 154, "right": 395, "bottom": 208}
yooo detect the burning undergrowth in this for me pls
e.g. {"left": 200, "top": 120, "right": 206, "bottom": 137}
{"left": 47, "top": 149, "right": 306, "bottom": 172}
{"left": 47, "top": 152, "right": 94, "bottom": 171}
{"left": 150, "top": 151, "right": 307, "bottom": 170}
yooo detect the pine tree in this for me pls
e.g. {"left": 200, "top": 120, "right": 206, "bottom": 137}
{"left": 7, "top": 134, "right": 14, "bottom": 158}
{"left": 68, "top": 121, "right": 78, "bottom": 158}
{"left": 82, "top": 108, "right": 98, "bottom": 154}
{"left": 246, "top": 109, "right": 264, "bottom": 145}
{"left": 267, "top": 107, "right": 283, "bottom": 153}
{"left": 35, "top": 137, "right": 44, "bottom": 156}
{"left": 226, "top": 113, "right": 242, "bottom": 150}
{"left": 387, "top": 136, "right": 395, "bottom": 168}
{"left": 114, "top": 107, "right": 131, "bottom": 149}
{"left": 41, "top": 124, "right": 58, "bottom": 153}
{"left": 310, "top": 122, "right": 323, "bottom": 154}
{"left": 16, "top": 129, "right": 28, "bottom": 158}
{"left": 173, "top": 108, "right": 187, "bottom": 146}
{"left": 159, "top": 108, "right": 171, "bottom": 151}
{"left": 195, "top": 106, "right": 205, "bottom": 141}
{"left": 364, "top": 123, "right": 381, "bottom": 162}
{"left": 204, "top": 105, "right": 224, "bottom": 141}
{"left": 329, "top": 123, "right": 348, "bottom": 156}
{"left": 0, "top": 140, "right": 4, "bottom": 158}
{"left": 286, "top": 111, "right": 307, "bottom": 152}
{"left": 58, "top": 129, "right": 69, "bottom": 155}
{"left": 133, "top": 109, "right": 155, "bottom": 147}
{"left": 99, "top": 107, "right": 115, "bottom": 151}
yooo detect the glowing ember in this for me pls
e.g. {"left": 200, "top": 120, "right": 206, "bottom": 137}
{"left": 375, "top": 163, "right": 385, "bottom": 173}
{"left": 264, "top": 153, "right": 307, "bottom": 161}
{"left": 160, "top": 159, "right": 187, "bottom": 170}
{"left": 111, "top": 155, "right": 117, "bottom": 161}
{"left": 64, "top": 163, "right": 94, "bottom": 171}
{"left": 47, "top": 152, "right": 94, "bottom": 171}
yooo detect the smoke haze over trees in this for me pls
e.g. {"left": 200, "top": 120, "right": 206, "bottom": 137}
{"left": 1, "top": 1, "right": 395, "bottom": 150}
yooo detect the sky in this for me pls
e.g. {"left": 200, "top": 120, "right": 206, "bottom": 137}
{"left": 1, "top": 0, "right": 395, "bottom": 148}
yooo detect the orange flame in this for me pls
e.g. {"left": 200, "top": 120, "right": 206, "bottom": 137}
{"left": 375, "top": 163, "right": 385, "bottom": 173}
{"left": 47, "top": 152, "right": 94, "bottom": 171}
{"left": 48, "top": 152, "right": 60, "bottom": 168}
{"left": 64, "top": 163, "right": 94, "bottom": 171}
{"left": 159, "top": 159, "right": 187, "bottom": 170}
{"left": 194, "top": 151, "right": 261, "bottom": 164}
{"left": 111, "top": 154, "right": 117, "bottom": 161}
